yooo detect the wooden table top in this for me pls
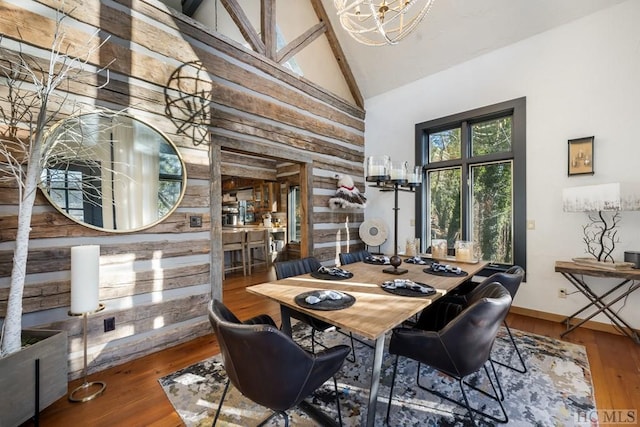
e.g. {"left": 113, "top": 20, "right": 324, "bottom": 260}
{"left": 247, "top": 259, "right": 488, "bottom": 340}
{"left": 555, "top": 260, "right": 640, "bottom": 279}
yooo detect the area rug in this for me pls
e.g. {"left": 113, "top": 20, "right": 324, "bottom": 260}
{"left": 159, "top": 323, "right": 595, "bottom": 426}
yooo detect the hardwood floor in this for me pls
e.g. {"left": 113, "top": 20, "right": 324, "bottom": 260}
{"left": 26, "top": 268, "right": 640, "bottom": 426}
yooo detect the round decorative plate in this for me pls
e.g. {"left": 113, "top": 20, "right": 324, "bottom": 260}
{"left": 359, "top": 218, "right": 388, "bottom": 247}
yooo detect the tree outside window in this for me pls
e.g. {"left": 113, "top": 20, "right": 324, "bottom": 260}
{"left": 416, "top": 98, "right": 526, "bottom": 268}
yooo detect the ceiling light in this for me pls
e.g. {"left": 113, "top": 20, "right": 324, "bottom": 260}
{"left": 333, "top": 0, "right": 436, "bottom": 46}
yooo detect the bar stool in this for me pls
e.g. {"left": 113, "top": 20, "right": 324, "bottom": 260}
{"left": 246, "top": 229, "right": 270, "bottom": 274}
{"left": 222, "top": 230, "right": 246, "bottom": 279}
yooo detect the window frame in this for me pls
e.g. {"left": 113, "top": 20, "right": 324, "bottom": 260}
{"left": 415, "top": 97, "right": 526, "bottom": 270}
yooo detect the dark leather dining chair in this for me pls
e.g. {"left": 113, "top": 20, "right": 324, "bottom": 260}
{"left": 208, "top": 299, "right": 350, "bottom": 426}
{"left": 487, "top": 266, "right": 526, "bottom": 373}
{"left": 338, "top": 249, "right": 371, "bottom": 265}
{"left": 386, "top": 282, "right": 512, "bottom": 425}
{"left": 274, "top": 257, "right": 356, "bottom": 362}
{"left": 416, "top": 265, "right": 527, "bottom": 374}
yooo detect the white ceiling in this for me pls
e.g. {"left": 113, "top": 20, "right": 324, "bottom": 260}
{"left": 320, "top": 0, "right": 628, "bottom": 100}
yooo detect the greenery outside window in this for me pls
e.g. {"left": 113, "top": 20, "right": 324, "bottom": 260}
{"left": 415, "top": 98, "right": 526, "bottom": 269}
{"left": 158, "top": 142, "right": 184, "bottom": 216}
{"left": 288, "top": 185, "right": 301, "bottom": 243}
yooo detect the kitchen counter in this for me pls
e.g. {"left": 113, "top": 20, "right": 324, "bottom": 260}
{"left": 223, "top": 225, "right": 287, "bottom": 233}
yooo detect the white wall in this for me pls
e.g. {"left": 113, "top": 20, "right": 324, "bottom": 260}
{"left": 363, "top": 0, "right": 640, "bottom": 328}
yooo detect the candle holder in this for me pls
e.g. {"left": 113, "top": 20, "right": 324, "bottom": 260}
{"left": 366, "top": 157, "right": 421, "bottom": 275}
{"left": 68, "top": 304, "right": 106, "bottom": 402}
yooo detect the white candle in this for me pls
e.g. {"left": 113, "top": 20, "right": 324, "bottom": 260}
{"left": 456, "top": 247, "right": 471, "bottom": 262}
{"left": 390, "top": 168, "right": 405, "bottom": 180}
{"left": 71, "top": 245, "right": 100, "bottom": 314}
{"left": 368, "top": 164, "right": 385, "bottom": 176}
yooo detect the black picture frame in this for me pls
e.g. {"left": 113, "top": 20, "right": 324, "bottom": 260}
{"left": 568, "top": 136, "right": 594, "bottom": 176}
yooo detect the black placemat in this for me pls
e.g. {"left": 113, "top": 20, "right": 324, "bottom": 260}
{"left": 294, "top": 290, "right": 356, "bottom": 311}
{"left": 380, "top": 281, "right": 436, "bottom": 297}
{"left": 363, "top": 256, "right": 390, "bottom": 265}
{"left": 310, "top": 270, "right": 354, "bottom": 280}
{"left": 422, "top": 268, "right": 468, "bottom": 277}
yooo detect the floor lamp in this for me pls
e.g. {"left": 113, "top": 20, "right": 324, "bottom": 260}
{"left": 366, "top": 156, "right": 422, "bottom": 275}
{"left": 68, "top": 245, "right": 106, "bottom": 403}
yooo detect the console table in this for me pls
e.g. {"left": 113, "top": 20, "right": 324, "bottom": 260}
{"left": 554, "top": 261, "right": 640, "bottom": 344}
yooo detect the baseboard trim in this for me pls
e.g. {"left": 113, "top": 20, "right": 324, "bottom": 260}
{"left": 510, "top": 306, "right": 629, "bottom": 336}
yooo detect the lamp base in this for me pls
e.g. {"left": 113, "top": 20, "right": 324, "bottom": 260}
{"left": 383, "top": 266, "right": 408, "bottom": 275}
{"left": 69, "top": 381, "right": 106, "bottom": 403}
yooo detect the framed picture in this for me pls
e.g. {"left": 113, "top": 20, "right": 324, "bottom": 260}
{"left": 568, "top": 136, "right": 594, "bottom": 176}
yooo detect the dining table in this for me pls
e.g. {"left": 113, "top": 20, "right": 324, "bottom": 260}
{"left": 247, "top": 257, "right": 488, "bottom": 427}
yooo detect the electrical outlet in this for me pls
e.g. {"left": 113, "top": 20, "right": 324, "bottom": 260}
{"left": 558, "top": 288, "right": 567, "bottom": 299}
{"left": 104, "top": 317, "right": 115, "bottom": 332}
{"left": 189, "top": 215, "right": 203, "bottom": 227}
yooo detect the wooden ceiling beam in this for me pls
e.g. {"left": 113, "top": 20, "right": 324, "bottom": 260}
{"left": 220, "top": 0, "right": 265, "bottom": 54}
{"left": 309, "top": 0, "right": 364, "bottom": 108}
{"left": 261, "top": 0, "right": 276, "bottom": 61}
{"left": 276, "top": 22, "right": 326, "bottom": 65}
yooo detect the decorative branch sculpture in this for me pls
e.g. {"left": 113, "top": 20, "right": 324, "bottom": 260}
{"left": 0, "top": 2, "right": 113, "bottom": 356}
{"left": 581, "top": 211, "right": 620, "bottom": 262}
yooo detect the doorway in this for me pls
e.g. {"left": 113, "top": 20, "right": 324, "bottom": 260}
{"left": 218, "top": 149, "right": 312, "bottom": 279}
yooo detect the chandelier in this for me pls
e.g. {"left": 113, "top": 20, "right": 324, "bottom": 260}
{"left": 333, "top": 0, "right": 436, "bottom": 46}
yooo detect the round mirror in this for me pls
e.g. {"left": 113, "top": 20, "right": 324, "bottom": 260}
{"left": 39, "top": 112, "right": 186, "bottom": 232}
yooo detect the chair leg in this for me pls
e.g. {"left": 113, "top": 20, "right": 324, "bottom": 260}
{"left": 213, "top": 378, "right": 230, "bottom": 426}
{"left": 333, "top": 376, "right": 343, "bottom": 426}
{"left": 385, "top": 355, "right": 400, "bottom": 424}
{"left": 457, "top": 377, "right": 477, "bottom": 426}
{"left": 241, "top": 247, "right": 246, "bottom": 276}
{"left": 247, "top": 246, "right": 252, "bottom": 275}
{"left": 489, "top": 357, "right": 504, "bottom": 401}
{"left": 493, "top": 321, "right": 527, "bottom": 373}
{"left": 416, "top": 362, "right": 509, "bottom": 424}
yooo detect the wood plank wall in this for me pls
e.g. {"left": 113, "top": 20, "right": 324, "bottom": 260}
{"left": 0, "top": 0, "right": 365, "bottom": 379}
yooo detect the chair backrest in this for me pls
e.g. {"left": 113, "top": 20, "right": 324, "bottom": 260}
{"left": 475, "top": 265, "right": 525, "bottom": 299}
{"left": 339, "top": 250, "right": 372, "bottom": 265}
{"left": 246, "top": 229, "right": 268, "bottom": 246}
{"left": 436, "top": 282, "right": 512, "bottom": 377}
{"left": 208, "top": 300, "right": 347, "bottom": 412}
{"left": 222, "top": 230, "right": 245, "bottom": 248}
{"left": 274, "top": 256, "right": 322, "bottom": 279}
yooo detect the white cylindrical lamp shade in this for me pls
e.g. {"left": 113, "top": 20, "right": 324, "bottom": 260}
{"left": 70, "top": 245, "right": 101, "bottom": 314}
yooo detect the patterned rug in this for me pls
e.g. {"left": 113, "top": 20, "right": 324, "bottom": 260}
{"left": 159, "top": 323, "right": 595, "bottom": 426}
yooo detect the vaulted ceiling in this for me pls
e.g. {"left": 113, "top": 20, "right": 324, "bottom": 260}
{"left": 174, "top": 0, "right": 628, "bottom": 102}
{"left": 318, "top": 0, "right": 628, "bottom": 99}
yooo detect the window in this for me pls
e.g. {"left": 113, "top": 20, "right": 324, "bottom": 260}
{"left": 415, "top": 98, "right": 526, "bottom": 269}
{"left": 288, "top": 185, "right": 301, "bottom": 242}
{"left": 41, "top": 162, "right": 103, "bottom": 227}
{"left": 158, "top": 142, "right": 184, "bottom": 217}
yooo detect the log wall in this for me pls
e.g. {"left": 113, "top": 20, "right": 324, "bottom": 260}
{"left": 0, "top": 0, "right": 365, "bottom": 379}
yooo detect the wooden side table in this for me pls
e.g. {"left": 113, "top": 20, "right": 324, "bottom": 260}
{"left": 554, "top": 261, "right": 640, "bottom": 344}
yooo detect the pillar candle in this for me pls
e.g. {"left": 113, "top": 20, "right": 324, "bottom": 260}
{"left": 71, "top": 245, "right": 100, "bottom": 314}
{"left": 368, "top": 164, "right": 385, "bottom": 177}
